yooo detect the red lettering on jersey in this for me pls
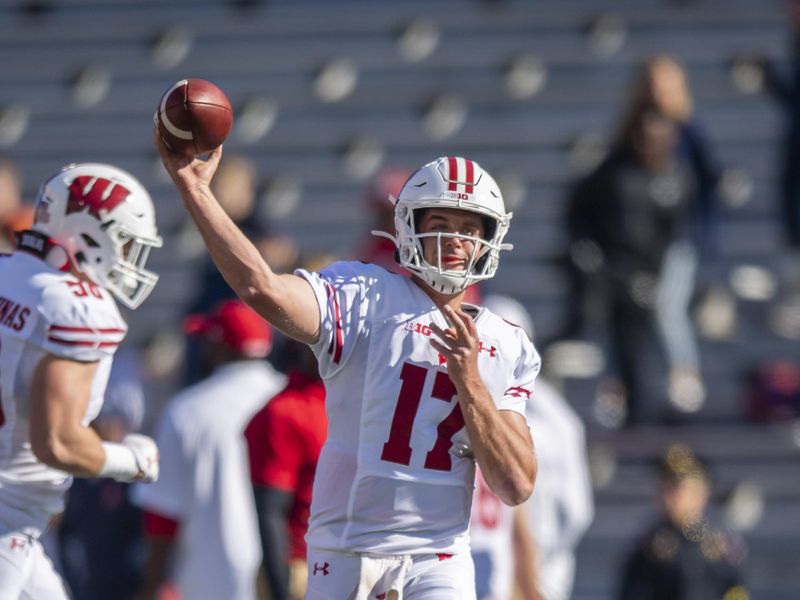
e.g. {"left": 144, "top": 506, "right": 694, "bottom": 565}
{"left": 2, "top": 304, "right": 19, "bottom": 329}
{"left": 67, "top": 280, "right": 103, "bottom": 299}
{"left": 404, "top": 321, "right": 432, "bottom": 336}
{"left": 66, "top": 175, "right": 130, "bottom": 220}
{"left": 312, "top": 561, "right": 330, "bottom": 576}
{"left": 406, "top": 323, "right": 495, "bottom": 359}
{"left": 0, "top": 298, "right": 30, "bottom": 332}
{"left": 504, "top": 386, "right": 531, "bottom": 399}
{"left": 15, "top": 307, "right": 29, "bottom": 331}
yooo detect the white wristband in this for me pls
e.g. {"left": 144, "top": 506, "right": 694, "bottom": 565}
{"left": 99, "top": 442, "right": 140, "bottom": 481}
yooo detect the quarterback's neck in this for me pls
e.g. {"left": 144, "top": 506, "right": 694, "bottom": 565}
{"left": 411, "top": 275, "right": 466, "bottom": 311}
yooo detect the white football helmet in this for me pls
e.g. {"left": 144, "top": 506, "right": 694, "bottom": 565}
{"left": 32, "top": 163, "right": 162, "bottom": 309}
{"left": 372, "top": 156, "right": 513, "bottom": 294}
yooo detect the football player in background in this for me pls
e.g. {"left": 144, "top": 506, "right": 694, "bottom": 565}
{"left": 157, "top": 134, "right": 539, "bottom": 599}
{"left": 0, "top": 163, "right": 162, "bottom": 598}
{"left": 471, "top": 295, "right": 594, "bottom": 600}
{"left": 133, "top": 299, "right": 285, "bottom": 600}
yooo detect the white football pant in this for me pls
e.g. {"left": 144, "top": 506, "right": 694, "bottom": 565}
{"left": 0, "top": 532, "right": 70, "bottom": 599}
{"left": 305, "top": 548, "right": 476, "bottom": 600}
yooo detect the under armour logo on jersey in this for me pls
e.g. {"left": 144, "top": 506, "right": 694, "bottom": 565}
{"left": 439, "top": 156, "right": 480, "bottom": 194}
{"left": 313, "top": 561, "right": 330, "bottom": 576}
{"left": 478, "top": 342, "right": 497, "bottom": 357}
{"left": 505, "top": 386, "right": 532, "bottom": 399}
{"left": 9, "top": 537, "right": 28, "bottom": 551}
{"left": 66, "top": 176, "right": 130, "bottom": 220}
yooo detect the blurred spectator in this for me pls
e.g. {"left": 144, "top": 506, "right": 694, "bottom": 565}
{"left": 132, "top": 300, "right": 285, "bottom": 600}
{"left": 245, "top": 340, "right": 326, "bottom": 600}
{"left": 57, "top": 347, "right": 147, "bottom": 600}
{"left": 564, "top": 55, "right": 719, "bottom": 424}
{"left": 470, "top": 295, "right": 594, "bottom": 600}
{"left": 188, "top": 155, "right": 297, "bottom": 313}
{"left": 745, "top": 358, "right": 800, "bottom": 422}
{"left": 757, "top": 1, "right": 800, "bottom": 248}
{"left": 0, "top": 158, "right": 33, "bottom": 253}
{"left": 618, "top": 444, "right": 748, "bottom": 600}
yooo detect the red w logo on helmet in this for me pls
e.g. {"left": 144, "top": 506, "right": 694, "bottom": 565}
{"left": 66, "top": 176, "right": 130, "bottom": 220}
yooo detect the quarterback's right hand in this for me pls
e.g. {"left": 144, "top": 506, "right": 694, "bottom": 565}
{"left": 122, "top": 433, "right": 160, "bottom": 483}
{"left": 154, "top": 128, "right": 222, "bottom": 195}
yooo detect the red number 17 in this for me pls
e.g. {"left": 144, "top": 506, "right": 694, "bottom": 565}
{"left": 381, "top": 362, "right": 465, "bottom": 472}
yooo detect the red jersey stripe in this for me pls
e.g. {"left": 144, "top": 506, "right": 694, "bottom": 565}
{"left": 49, "top": 324, "right": 126, "bottom": 334}
{"left": 47, "top": 336, "right": 119, "bottom": 348}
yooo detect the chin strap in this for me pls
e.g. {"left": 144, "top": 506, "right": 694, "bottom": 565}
{"left": 16, "top": 230, "right": 71, "bottom": 272}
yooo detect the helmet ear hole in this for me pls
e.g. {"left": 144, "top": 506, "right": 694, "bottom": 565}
{"left": 480, "top": 217, "right": 496, "bottom": 241}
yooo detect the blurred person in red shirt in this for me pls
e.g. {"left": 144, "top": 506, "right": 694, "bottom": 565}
{"left": 246, "top": 340, "right": 327, "bottom": 600}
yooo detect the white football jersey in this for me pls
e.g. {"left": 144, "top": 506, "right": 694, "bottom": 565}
{"left": 0, "top": 251, "right": 125, "bottom": 535}
{"left": 297, "top": 261, "right": 540, "bottom": 555}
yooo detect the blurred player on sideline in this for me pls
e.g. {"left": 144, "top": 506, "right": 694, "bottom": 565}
{"left": 470, "top": 295, "right": 594, "bottom": 600}
{"left": 132, "top": 299, "right": 285, "bottom": 600}
{"left": 0, "top": 163, "right": 162, "bottom": 598}
{"left": 157, "top": 135, "right": 539, "bottom": 599}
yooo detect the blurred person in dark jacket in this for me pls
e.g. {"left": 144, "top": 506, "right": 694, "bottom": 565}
{"left": 618, "top": 444, "right": 748, "bottom": 600}
{"left": 757, "top": 0, "right": 800, "bottom": 248}
{"left": 565, "top": 56, "right": 718, "bottom": 424}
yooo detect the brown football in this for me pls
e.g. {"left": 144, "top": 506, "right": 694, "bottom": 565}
{"left": 156, "top": 79, "right": 233, "bottom": 156}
